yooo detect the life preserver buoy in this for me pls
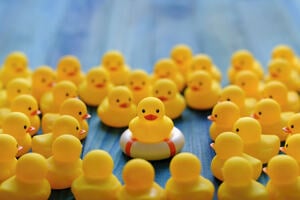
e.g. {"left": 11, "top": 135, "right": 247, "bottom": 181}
{"left": 120, "top": 127, "right": 185, "bottom": 160}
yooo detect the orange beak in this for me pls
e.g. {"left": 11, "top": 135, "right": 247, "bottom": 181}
{"left": 263, "top": 167, "right": 268, "bottom": 175}
{"left": 95, "top": 83, "right": 104, "bottom": 88}
{"left": 79, "top": 129, "right": 86, "bottom": 135}
{"left": 144, "top": 114, "right": 157, "bottom": 121}
{"left": 252, "top": 113, "right": 259, "bottom": 120}
{"left": 109, "top": 66, "right": 118, "bottom": 71}
{"left": 82, "top": 113, "right": 91, "bottom": 120}
{"left": 210, "top": 143, "right": 215, "bottom": 150}
{"left": 17, "top": 145, "right": 23, "bottom": 152}
{"left": 68, "top": 71, "right": 76, "bottom": 76}
{"left": 158, "top": 96, "right": 168, "bottom": 102}
{"left": 282, "top": 127, "right": 292, "bottom": 134}
{"left": 48, "top": 82, "right": 55, "bottom": 87}
{"left": 191, "top": 86, "right": 199, "bottom": 91}
{"left": 234, "top": 65, "right": 242, "bottom": 70}
{"left": 207, "top": 115, "right": 216, "bottom": 121}
{"left": 31, "top": 110, "right": 41, "bottom": 116}
{"left": 271, "top": 73, "right": 278, "bottom": 78}
{"left": 133, "top": 86, "right": 142, "bottom": 91}
{"left": 26, "top": 126, "right": 35, "bottom": 133}
{"left": 120, "top": 103, "right": 129, "bottom": 108}
{"left": 279, "top": 146, "right": 286, "bottom": 153}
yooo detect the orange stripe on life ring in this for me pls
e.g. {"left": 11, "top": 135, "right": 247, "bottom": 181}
{"left": 164, "top": 138, "right": 176, "bottom": 156}
{"left": 125, "top": 138, "right": 137, "bottom": 156}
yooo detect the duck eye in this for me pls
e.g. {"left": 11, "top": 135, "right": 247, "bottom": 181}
{"left": 128, "top": 98, "right": 131, "bottom": 102}
{"left": 269, "top": 95, "right": 273, "bottom": 98}
{"left": 116, "top": 99, "right": 120, "bottom": 103}
{"left": 155, "top": 90, "right": 159, "bottom": 94}
{"left": 28, "top": 107, "right": 32, "bottom": 111}
{"left": 277, "top": 68, "right": 281, "bottom": 72}
{"left": 241, "top": 82, "right": 245, "bottom": 86}
{"left": 236, "top": 128, "right": 239, "bottom": 132}
{"left": 76, "top": 126, "right": 79, "bottom": 130}
{"left": 41, "top": 78, "right": 46, "bottom": 83}
{"left": 142, "top": 81, "right": 145, "bottom": 85}
{"left": 91, "top": 79, "right": 95, "bottom": 83}
{"left": 17, "top": 89, "right": 21, "bottom": 93}
{"left": 291, "top": 125, "right": 294, "bottom": 129}
{"left": 258, "top": 112, "right": 262, "bottom": 115}
{"left": 214, "top": 114, "right": 218, "bottom": 118}
{"left": 285, "top": 143, "right": 289, "bottom": 148}
{"left": 199, "top": 82, "right": 202, "bottom": 86}
{"left": 142, "top": 109, "right": 146, "bottom": 113}
{"left": 103, "top": 79, "right": 106, "bottom": 83}
{"left": 78, "top": 111, "right": 82, "bottom": 115}
{"left": 63, "top": 68, "right": 67, "bottom": 72}
{"left": 168, "top": 91, "right": 172, "bottom": 95}
{"left": 130, "top": 81, "right": 134, "bottom": 85}
{"left": 226, "top": 98, "right": 231, "bottom": 101}
{"left": 24, "top": 125, "right": 27, "bottom": 130}
{"left": 156, "top": 109, "right": 160, "bottom": 113}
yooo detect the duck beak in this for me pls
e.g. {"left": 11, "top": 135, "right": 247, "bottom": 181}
{"left": 120, "top": 103, "right": 129, "bottom": 108}
{"left": 210, "top": 143, "right": 215, "bottom": 150}
{"left": 17, "top": 145, "right": 23, "bottom": 152}
{"left": 133, "top": 86, "right": 142, "bottom": 91}
{"left": 31, "top": 110, "right": 41, "bottom": 116}
{"left": 95, "top": 83, "right": 104, "bottom": 88}
{"left": 207, "top": 115, "right": 215, "bottom": 121}
{"left": 282, "top": 127, "right": 292, "bottom": 134}
{"left": 82, "top": 113, "right": 91, "bottom": 120}
{"left": 48, "top": 82, "right": 55, "bottom": 87}
{"left": 26, "top": 126, "right": 35, "bottom": 133}
{"left": 252, "top": 113, "right": 259, "bottom": 120}
{"left": 279, "top": 146, "right": 286, "bottom": 153}
{"left": 158, "top": 96, "right": 168, "bottom": 102}
{"left": 79, "top": 129, "right": 86, "bottom": 135}
{"left": 144, "top": 114, "right": 157, "bottom": 121}
{"left": 262, "top": 167, "right": 268, "bottom": 175}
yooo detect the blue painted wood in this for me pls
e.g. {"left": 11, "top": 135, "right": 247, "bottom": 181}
{"left": 0, "top": 0, "right": 299, "bottom": 199}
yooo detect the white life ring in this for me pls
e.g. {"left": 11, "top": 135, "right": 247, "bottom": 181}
{"left": 120, "top": 127, "right": 185, "bottom": 160}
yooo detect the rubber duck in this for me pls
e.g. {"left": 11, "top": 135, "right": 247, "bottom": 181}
{"left": 0, "top": 78, "right": 31, "bottom": 108}
{"left": 228, "top": 50, "right": 264, "bottom": 83}
{"left": 219, "top": 85, "right": 256, "bottom": 116}
{"left": 280, "top": 134, "right": 300, "bottom": 172}
{"left": 42, "top": 98, "right": 90, "bottom": 139}
{"left": 2, "top": 112, "right": 34, "bottom": 157}
{"left": 165, "top": 152, "right": 214, "bottom": 200}
{"left": 10, "top": 94, "right": 41, "bottom": 135}
{"left": 71, "top": 150, "right": 121, "bottom": 200}
{"left": 184, "top": 71, "right": 221, "bottom": 110}
{"left": 56, "top": 55, "right": 85, "bottom": 86}
{"left": 272, "top": 44, "right": 300, "bottom": 73}
{"left": 0, "top": 134, "right": 19, "bottom": 183}
{"left": 262, "top": 80, "right": 300, "bottom": 112}
{"left": 100, "top": 50, "right": 130, "bottom": 86}
{"left": 127, "top": 69, "right": 151, "bottom": 105}
{"left": 211, "top": 132, "right": 262, "bottom": 181}
{"left": 32, "top": 115, "right": 85, "bottom": 158}
{"left": 0, "top": 153, "right": 50, "bottom": 200}
{"left": 40, "top": 80, "right": 77, "bottom": 114}
{"left": 47, "top": 134, "right": 82, "bottom": 189}
{"left": 170, "top": 44, "right": 193, "bottom": 77}
{"left": 208, "top": 101, "right": 240, "bottom": 140}
{"left": 282, "top": 113, "right": 300, "bottom": 135}
{"left": 120, "top": 96, "right": 185, "bottom": 160}
{"left": 152, "top": 58, "right": 185, "bottom": 91}
{"left": 265, "top": 155, "right": 300, "bottom": 199}
{"left": 97, "top": 86, "right": 136, "bottom": 127}
{"left": 233, "top": 70, "right": 263, "bottom": 100}
{"left": 0, "top": 51, "right": 31, "bottom": 87}
{"left": 152, "top": 79, "right": 186, "bottom": 119}
{"left": 117, "top": 158, "right": 165, "bottom": 200}
{"left": 252, "top": 98, "right": 292, "bottom": 141}
{"left": 265, "top": 59, "right": 300, "bottom": 91}
{"left": 218, "top": 157, "right": 268, "bottom": 200}
{"left": 187, "top": 54, "right": 221, "bottom": 82}
{"left": 78, "top": 67, "right": 113, "bottom": 106}
{"left": 31, "top": 65, "right": 56, "bottom": 102}
{"left": 233, "top": 117, "right": 280, "bottom": 164}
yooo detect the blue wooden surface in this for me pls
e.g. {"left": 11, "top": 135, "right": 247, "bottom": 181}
{"left": 1, "top": 0, "right": 300, "bottom": 199}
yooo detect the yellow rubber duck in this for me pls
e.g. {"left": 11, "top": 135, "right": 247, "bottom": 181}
{"left": 211, "top": 132, "right": 262, "bottom": 181}
{"left": 42, "top": 98, "right": 90, "bottom": 139}
{"left": 165, "top": 152, "right": 214, "bottom": 200}
{"left": 152, "top": 58, "right": 185, "bottom": 91}
{"left": 262, "top": 80, "right": 300, "bottom": 112}
{"left": 152, "top": 79, "right": 186, "bottom": 119}
{"left": 117, "top": 158, "right": 165, "bottom": 200}
{"left": 233, "top": 117, "right": 280, "bottom": 164}
{"left": 0, "top": 78, "right": 31, "bottom": 108}
{"left": 265, "top": 59, "right": 300, "bottom": 91}
{"left": 129, "top": 97, "right": 173, "bottom": 143}
{"left": 71, "top": 150, "right": 121, "bottom": 200}
{"left": 0, "top": 51, "right": 31, "bottom": 87}
{"left": 47, "top": 134, "right": 82, "bottom": 189}
{"left": 219, "top": 85, "right": 256, "bottom": 116}
{"left": 31, "top": 65, "right": 56, "bottom": 102}
{"left": 187, "top": 54, "right": 221, "bottom": 82}
{"left": 0, "top": 153, "right": 50, "bottom": 200}
{"left": 10, "top": 94, "right": 41, "bottom": 135}
{"left": 100, "top": 50, "right": 130, "bottom": 86}
{"left": 32, "top": 115, "right": 85, "bottom": 158}
{"left": 56, "top": 55, "right": 85, "bottom": 86}
{"left": 184, "top": 71, "right": 221, "bottom": 110}
{"left": 234, "top": 70, "right": 263, "bottom": 100}
{"left": 228, "top": 50, "right": 264, "bottom": 83}
{"left": 252, "top": 98, "right": 292, "bottom": 141}
{"left": 40, "top": 80, "right": 77, "bottom": 114}
{"left": 265, "top": 155, "right": 300, "bottom": 199}
{"left": 280, "top": 134, "right": 300, "bottom": 172}
{"left": 97, "top": 86, "right": 136, "bottom": 128}
{"left": 170, "top": 44, "right": 193, "bottom": 77}
{"left": 218, "top": 157, "right": 268, "bottom": 200}
{"left": 127, "top": 69, "right": 152, "bottom": 105}
{"left": 282, "top": 113, "right": 300, "bottom": 135}
{"left": 0, "top": 134, "right": 19, "bottom": 183}
{"left": 272, "top": 44, "right": 300, "bottom": 74}
{"left": 79, "top": 67, "right": 113, "bottom": 106}
{"left": 208, "top": 101, "right": 240, "bottom": 140}
{"left": 2, "top": 112, "right": 34, "bottom": 157}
